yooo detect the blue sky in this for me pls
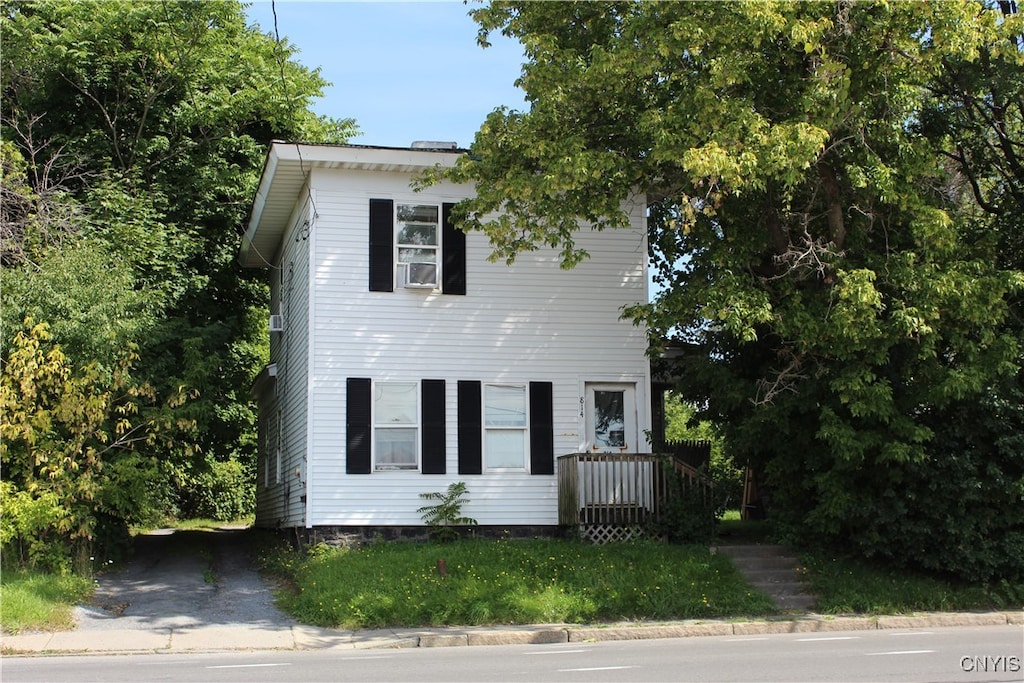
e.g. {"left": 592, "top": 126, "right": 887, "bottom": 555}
{"left": 244, "top": 1, "right": 528, "bottom": 148}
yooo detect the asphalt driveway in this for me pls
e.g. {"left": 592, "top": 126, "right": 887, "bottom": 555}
{"left": 75, "top": 528, "right": 296, "bottom": 631}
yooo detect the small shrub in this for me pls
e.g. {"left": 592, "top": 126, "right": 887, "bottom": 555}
{"left": 417, "top": 482, "right": 477, "bottom": 542}
{"left": 647, "top": 462, "right": 727, "bottom": 545}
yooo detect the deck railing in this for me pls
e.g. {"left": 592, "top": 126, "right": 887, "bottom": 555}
{"left": 557, "top": 452, "right": 714, "bottom": 539}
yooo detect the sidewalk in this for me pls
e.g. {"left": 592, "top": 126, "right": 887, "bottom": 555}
{"left": 4, "top": 610, "right": 1021, "bottom": 656}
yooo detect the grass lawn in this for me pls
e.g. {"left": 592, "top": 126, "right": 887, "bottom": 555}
{"left": 262, "top": 537, "right": 777, "bottom": 629}
{"left": 131, "top": 515, "right": 255, "bottom": 533}
{"left": 803, "top": 553, "right": 1024, "bottom": 615}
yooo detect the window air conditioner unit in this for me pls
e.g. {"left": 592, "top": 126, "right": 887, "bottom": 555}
{"left": 404, "top": 262, "right": 437, "bottom": 289}
{"left": 269, "top": 314, "right": 284, "bottom": 332}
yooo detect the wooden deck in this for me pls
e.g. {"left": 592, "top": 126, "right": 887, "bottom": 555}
{"left": 557, "top": 452, "right": 714, "bottom": 542}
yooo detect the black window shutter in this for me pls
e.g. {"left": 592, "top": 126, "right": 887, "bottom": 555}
{"left": 529, "top": 382, "right": 555, "bottom": 475}
{"left": 369, "top": 199, "right": 394, "bottom": 292}
{"left": 441, "top": 203, "right": 466, "bottom": 295}
{"left": 457, "top": 380, "right": 482, "bottom": 475}
{"left": 421, "top": 379, "right": 446, "bottom": 474}
{"left": 346, "top": 378, "right": 372, "bottom": 474}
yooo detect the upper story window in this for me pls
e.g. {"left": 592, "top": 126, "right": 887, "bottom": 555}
{"left": 369, "top": 198, "right": 465, "bottom": 295}
{"left": 374, "top": 381, "right": 419, "bottom": 471}
{"left": 396, "top": 204, "right": 439, "bottom": 288}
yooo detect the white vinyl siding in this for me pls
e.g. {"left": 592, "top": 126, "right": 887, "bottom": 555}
{"left": 300, "top": 166, "right": 649, "bottom": 527}
{"left": 254, "top": 196, "right": 312, "bottom": 528}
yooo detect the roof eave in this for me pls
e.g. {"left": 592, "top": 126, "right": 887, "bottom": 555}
{"left": 238, "top": 142, "right": 465, "bottom": 269}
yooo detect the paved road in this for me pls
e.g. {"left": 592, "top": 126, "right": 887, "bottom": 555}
{"left": 74, "top": 528, "right": 296, "bottom": 631}
{"left": 5, "top": 625, "right": 1022, "bottom": 682}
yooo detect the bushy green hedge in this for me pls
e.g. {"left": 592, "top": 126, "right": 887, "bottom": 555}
{"left": 179, "top": 460, "right": 255, "bottom": 522}
{"left": 768, "top": 386, "right": 1024, "bottom": 584}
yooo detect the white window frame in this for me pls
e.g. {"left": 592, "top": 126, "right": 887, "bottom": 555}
{"left": 262, "top": 412, "right": 272, "bottom": 488}
{"left": 373, "top": 380, "right": 420, "bottom": 471}
{"left": 483, "top": 383, "right": 529, "bottom": 471}
{"left": 395, "top": 203, "right": 439, "bottom": 289}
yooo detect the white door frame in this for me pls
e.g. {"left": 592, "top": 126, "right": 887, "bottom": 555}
{"left": 578, "top": 376, "right": 649, "bottom": 453}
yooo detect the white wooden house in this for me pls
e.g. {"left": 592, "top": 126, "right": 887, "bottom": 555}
{"left": 239, "top": 142, "right": 651, "bottom": 538}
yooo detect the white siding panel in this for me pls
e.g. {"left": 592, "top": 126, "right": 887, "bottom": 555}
{"left": 256, "top": 197, "right": 312, "bottom": 528}
{"left": 303, "top": 167, "right": 649, "bottom": 527}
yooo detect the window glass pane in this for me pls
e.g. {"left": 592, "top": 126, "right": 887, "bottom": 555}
{"left": 486, "top": 430, "right": 525, "bottom": 468}
{"left": 398, "top": 247, "right": 437, "bottom": 264}
{"left": 397, "top": 223, "right": 437, "bottom": 246}
{"left": 375, "top": 382, "right": 417, "bottom": 424}
{"left": 397, "top": 204, "right": 438, "bottom": 224}
{"left": 594, "top": 390, "right": 625, "bottom": 448}
{"left": 376, "top": 427, "right": 417, "bottom": 467}
{"left": 397, "top": 205, "right": 438, "bottom": 247}
{"left": 485, "top": 385, "right": 526, "bottom": 426}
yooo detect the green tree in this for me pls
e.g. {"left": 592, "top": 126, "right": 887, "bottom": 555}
{"left": 445, "top": 1, "right": 1024, "bottom": 579}
{"left": 662, "top": 392, "right": 741, "bottom": 507}
{"left": 0, "top": 322, "right": 194, "bottom": 571}
{"left": 1, "top": 142, "right": 156, "bottom": 367}
{"left": 663, "top": 393, "right": 715, "bottom": 444}
{"left": 2, "top": 0, "right": 356, "bottom": 529}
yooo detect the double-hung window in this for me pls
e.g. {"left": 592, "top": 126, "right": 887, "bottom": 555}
{"left": 484, "top": 384, "right": 528, "bottom": 470}
{"left": 396, "top": 204, "right": 438, "bottom": 288}
{"left": 374, "top": 381, "right": 419, "bottom": 470}
{"left": 369, "top": 199, "right": 465, "bottom": 295}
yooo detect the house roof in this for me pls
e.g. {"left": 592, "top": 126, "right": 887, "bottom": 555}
{"left": 239, "top": 142, "right": 466, "bottom": 268}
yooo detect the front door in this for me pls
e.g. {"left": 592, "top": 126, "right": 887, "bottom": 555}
{"left": 583, "top": 383, "right": 637, "bottom": 453}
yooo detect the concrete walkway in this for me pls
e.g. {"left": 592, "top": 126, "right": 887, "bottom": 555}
{"left": 5, "top": 611, "right": 1022, "bottom": 655}
{"left": 715, "top": 544, "right": 817, "bottom": 611}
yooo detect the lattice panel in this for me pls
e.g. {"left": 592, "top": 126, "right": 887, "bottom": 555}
{"left": 579, "top": 524, "right": 646, "bottom": 545}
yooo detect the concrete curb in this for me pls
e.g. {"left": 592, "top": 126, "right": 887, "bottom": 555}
{"left": 3, "top": 611, "right": 1021, "bottom": 656}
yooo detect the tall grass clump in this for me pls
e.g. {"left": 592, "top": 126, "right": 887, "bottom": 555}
{"left": 265, "top": 538, "right": 775, "bottom": 629}
{"left": 0, "top": 568, "right": 94, "bottom": 634}
{"left": 805, "top": 554, "right": 1024, "bottom": 614}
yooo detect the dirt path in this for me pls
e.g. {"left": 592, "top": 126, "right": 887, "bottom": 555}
{"left": 74, "top": 528, "right": 296, "bottom": 631}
